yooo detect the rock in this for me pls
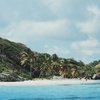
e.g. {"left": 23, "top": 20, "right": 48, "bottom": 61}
{"left": 53, "top": 75, "right": 63, "bottom": 79}
{"left": 0, "top": 72, "right": 25, "bottom": 82}
{"left": 92, "top": 73, "right": 100, "bottom": 80}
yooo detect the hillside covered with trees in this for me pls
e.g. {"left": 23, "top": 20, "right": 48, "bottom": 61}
{"left": 0, "top": 37, "right": 100, "bottom": 81}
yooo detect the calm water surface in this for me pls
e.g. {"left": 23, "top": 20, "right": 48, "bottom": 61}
{"left": 0, "top": 81, "right": 100, "bottom": 100}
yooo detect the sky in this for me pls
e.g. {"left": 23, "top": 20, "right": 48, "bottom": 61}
{"left": 0, "top": 0, "right": 100, "bottom": 63}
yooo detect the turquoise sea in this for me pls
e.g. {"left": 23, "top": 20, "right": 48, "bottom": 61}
{"left": 0, "top": 81, "right": 100, "bottom": 100}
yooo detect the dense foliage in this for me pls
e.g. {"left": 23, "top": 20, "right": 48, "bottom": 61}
{"left": 0, "top": 37, "right": 100, "bottom": 81}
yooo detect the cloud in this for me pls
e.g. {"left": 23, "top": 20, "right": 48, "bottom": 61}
{"left": 71, "top": 38, "right": 100, "bottom": 56}
{"left": 44, "top": 45, "right": 69, "bottom": 57}
{"left": 43, "top": 0, "right": 67, "bottom": 14}
{"left": 77, "top": 5, "right": 100, "bottom": 34}
{"left": 87, "top": 5, "right": 100, "bottom": 16}
{"left": 78, "top": 20, "right": 98, "bottom": 33}
{"left": 1, "top": 19, "right": 68, "bottom": 43}
{"left": 72, "top": 38, "right": 99, "bottom": 49}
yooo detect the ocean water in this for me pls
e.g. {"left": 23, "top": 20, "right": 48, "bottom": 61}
{"left": 0, "top": 81, "right": 100, "bottom": 100}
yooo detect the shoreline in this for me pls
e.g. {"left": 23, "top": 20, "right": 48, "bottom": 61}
{"left": 0, "top": 79, "right": 98, "bottom": 86}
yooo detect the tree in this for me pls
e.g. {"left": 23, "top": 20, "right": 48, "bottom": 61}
{"left": 95, "top": 64, "right": 100, "bottom": 73}
{"left": 51, "top": 54, "right": 58, "bottom": 61}
{"left": 20, "top": 51, "right": 29, "bottom": 66}
{"left": 71, "top": 68, "right": 79, "bottom": 78}
{"left": 20, "top": 51, "right": 35, "bottom": 79}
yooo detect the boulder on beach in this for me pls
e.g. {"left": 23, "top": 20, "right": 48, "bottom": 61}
{"left": 0, "top": 72, "right": 25, "bottom": 82}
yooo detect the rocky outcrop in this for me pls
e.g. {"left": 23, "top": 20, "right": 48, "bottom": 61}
{"left": 0, "top": 72, "right": 25, "bottom": 82}
{"left": 92, "top": 74, "right": 100, "bottom": 80}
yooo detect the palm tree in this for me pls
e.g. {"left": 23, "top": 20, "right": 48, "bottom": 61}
{"left": 20, "top": 51, "right": 28, "bottom": 78}
{"left": 20, "top": 51, "right": 35, "bottom": 79}
{"left": 28, "top": 53, "right": 39, "bottom": 79}
{"left": 29, "top": 58, "right": 33, "bottom": 79}
{"left": 0, "top": 45, "right": 5, "bottom": 62}
{"left": 71, "top": 68, "right": 79, "bottom": 78}
{"left": 38, "top": 53, "right": 51, "bottom": 78}
{"left": 20, "top": 51, "right": 29, "bottom": 66}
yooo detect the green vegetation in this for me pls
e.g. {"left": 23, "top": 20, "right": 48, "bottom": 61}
{"left": 0, "top": 37, "right": 100, "bottom": 81}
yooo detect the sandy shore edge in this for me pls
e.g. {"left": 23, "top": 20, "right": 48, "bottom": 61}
{"left": 0, "top": 79, "right": 96, "bottom": 86}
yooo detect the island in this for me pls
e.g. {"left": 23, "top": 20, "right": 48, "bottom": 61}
{"left": 0, "top": 37, "right": 100, "bottom": 82}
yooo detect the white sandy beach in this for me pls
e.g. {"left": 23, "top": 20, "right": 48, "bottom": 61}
{"left": 0, "top": 79, "right": 96, "bottom": 86}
